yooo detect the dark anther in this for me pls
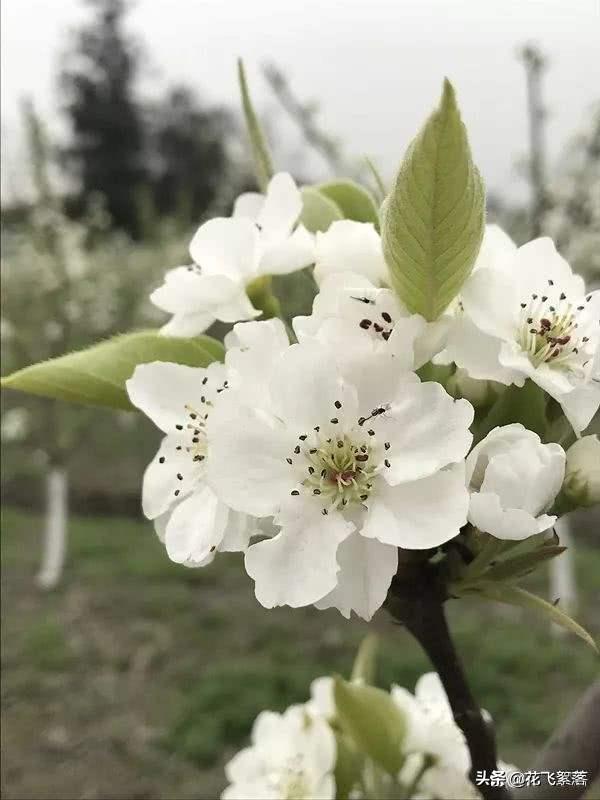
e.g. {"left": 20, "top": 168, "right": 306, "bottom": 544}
{"left": 177, "top": 473, "right": 183, "bottom": 481}
{"left": 313, "top": 489, "right": 321, "bottom": 495}
{"left": 174, "top": 489, "right": 180, "bottom": 496}
{"left": 286, "top": 458, "right": 293, "bottom": 465}
{"left": 314, "top": 426, "right": 320, "bottom": 432}
{"left": 385, "top": 442, "right": 391, "bottom": 450}
{"left": 334, "top": 400, "right": 342, "bottom": 409}
{"left": 330, "top": 417, "right": 339, "bottom": 424}
{"left": 176, "top": 424, "right": 183, "bottom": 430}
{"left": 309, "top": 449, "right": 317, "bottom": 454}
{"left": 384, "top": 459, "right": 391, "bottom": 468}
{"left": 358, "top": 417, "right": 366, "bottom": 426}
{"left": 359, "top": 319, "right": 372, "bottom": 329}
{"left": 381, "top": 311, "right": 392, "bottom": 323}
{"left": 189, "top": 413, "right": 197, "bottom": 420}
{"left": 322, "top": 508, "right": 328, "bottom": 515}
{"left": 368, "top": 429, "right": 375, "bottom": 436}
{"left": 291, "top": 490, "right": 300, "bottom": 496}
{"left": 202, "top": 377, "right": 208, "bottom": 385}
{"left": 294, "top": 445, "right": 301, "bottom": 454}
{"left": 373, "top": 323, "right": 383, "bottom": 333}
{"left": 308, "top": 467, "right": 315, "bottom": 474}
{"left": 159, "top": 456, "right": 165, "bottom": 464}
{"left": 356, "top": 453, "right": 369, "bottom": 462}
{"left": 560, "top": 292, "right": 567, "bottom": 300}
{"left": 548, "top": 279, "right": 554, "bottom": 285}
{"left": 337, "top": 440, "right": 344, "bottom": 448}
{"left": 382, "top": 331, "right": 391, "bottom": 341}
{"left": 299, "top": 434, "right": 307, "bottom": 441}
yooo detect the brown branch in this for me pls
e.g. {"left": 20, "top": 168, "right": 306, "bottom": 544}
{"left": 513, "top": 679, "right": 600, "bottom": 800}
{"left": 385, "top": 556, "right": 511, "bottom": 800}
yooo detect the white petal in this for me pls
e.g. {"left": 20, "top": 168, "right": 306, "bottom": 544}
{"left": 461, "top": 268, "right": 519, "bottom": 341}
{"left": 245, "top": 508, "right": 353, "bottom": 608}
{"left": 207, "top": 394, "right": 297, "bottom": 516}
{"left": 211, "top": 286, "right": 262, "bottom": 324}
{"left": 559, "top": 379, "right": 600, "bottom": 436}
{"left": 164, "top": 486, "right": 229, "bottom": 564}
{"left": 268, "top": 343, "right": 359, "bottom": 433}
{"left": 469, "top": 492, "right": 556, "bottom": 540}
{"left": 189, "top": 217, "right": 260, "bottom": 280}
{"left": 150, "top": 267, "right": 242, "bottom": 314}
{"left": 473, "top": 224, "right": 517, "bottom": 274}
{"left": 370, "top": 381, "right": 473, "bottom": 484}
{"left": 233, "top": 191, "right": 264, "bottom": 221}
{"left": 219, "top": 510, "right": 253, "bottom": 553}
{"left": 361, "top": 463, "right": 469, "bottom": 549}
{"left": 259, "top": 224, "right": 315, "bottom": 275}
{"left": 225, "top": 319, "right": 290, "bottom": 406}
{"left": 314, "top": 532, "right": 397, "bottom": 620}
{"left": 465, "top": 423, "right": 531, "bottom": 488}
{"left": 515, "top": 238, "right": 585, "bottom": 299}
{"left": 160, "top": 311, "right": 215, "bottom": 336}
{"left": 441, "top": 316, "right": 523, "bottom": 384}
{"left": 142, "top": 436, "right": 203, "bottom": 519}
{"left": 314, "top": 220, "right": 388, "bottom": 286}
{"left": 257, "top": 172, "right": 303, "bottom": 240}
{"left": 127, "top": 361, "right": 226, "bottom": 434}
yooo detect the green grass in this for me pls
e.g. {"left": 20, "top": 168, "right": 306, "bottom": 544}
{"left": 1, "top": 505, "right": 599, "bottom": 799}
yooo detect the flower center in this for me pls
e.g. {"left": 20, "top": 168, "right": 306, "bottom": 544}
{"left": 286, "top": 400, "right": 392, "bottom": 514}
{"left": 159, "top": 374, "right": 229, "bottom": 499}
{"left": 516, "top": 282, "right": 591, "bottom": 371}
{"left": 351, "top": 295, "right": 395, "bottom": 341}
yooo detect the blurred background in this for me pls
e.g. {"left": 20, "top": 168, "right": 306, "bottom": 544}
{"left": 1, "top": 1, "right": 599, "bottom": 798}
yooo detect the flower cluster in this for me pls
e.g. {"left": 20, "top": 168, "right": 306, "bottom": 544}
{"left": 127, "top": 173, "right": 598, "bottom": 622}
{"left": 222, "top": 666, "right": 501, "bottom": 800}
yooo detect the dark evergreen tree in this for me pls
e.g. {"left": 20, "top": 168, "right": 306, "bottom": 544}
{"left": 60, "top": 0, "right": 146, "bottom": 236}
{"left": 147, "top": 87, "right": 230, "bottom": 224}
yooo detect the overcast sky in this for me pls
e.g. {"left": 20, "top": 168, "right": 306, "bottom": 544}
{"left": 1, "top": 0, "right": 599, "bottom": 203}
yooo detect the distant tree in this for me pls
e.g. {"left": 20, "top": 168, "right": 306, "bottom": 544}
{"left": 147, "top": 86, "right": 231, "bottom": 225}
{"left": 60, "top": 0, "right": 146, "bottom": 236}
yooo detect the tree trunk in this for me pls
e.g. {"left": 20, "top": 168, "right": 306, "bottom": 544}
{"left": 36, "top": 466, "right": 68, "bottom": 590}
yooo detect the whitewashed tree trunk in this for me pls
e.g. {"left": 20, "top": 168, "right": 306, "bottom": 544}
{"left": 550, "top": 517, "right": 577, "bottom": 637}
{"left": 36, "top": 467, "right": 68, "bottom": 590}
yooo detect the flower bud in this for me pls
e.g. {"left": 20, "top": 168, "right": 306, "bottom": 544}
{"left": 563, "top": 435, "right": 600, "bottom": 508}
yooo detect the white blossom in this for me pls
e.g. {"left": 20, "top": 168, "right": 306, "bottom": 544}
{"left": 222, "top": 705, "right": 336, "bottom": 800}
{"left": 151, "top": 173, "right": 314, "bottom": 335}
{"left": 465, "top": 424, "right": 566, "bottom": 540}
{"left": 207, "top": 338, "right": 473, "bottom": 618}
{"left": 126, "top": 360, "right": 252, "bottom": 567}
{"left": 313, "top": 220, "right": 389, "bottom": 286}
{"left": 441, "top": 226, "right": 600, "bottom": 434}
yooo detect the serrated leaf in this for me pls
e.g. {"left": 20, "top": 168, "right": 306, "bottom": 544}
{"left": 1, "top": 331, "right": 224, "bottom": 411}
{"left": 382, "top": 79, "right": 485, "bottom": 321}
{"left": 350, "top": 635, "right": 378, "bottom": 685}
{"left": 317, "top": 180, "right": 380, "bottom": 228}
{"left": 334, "top": 677, "right": 406, "bottom": 776}
{"left": 237, "top": 59, "right": 273, "bottom": 191}
{"left": 459, "top": 580, "right": 597, "bottom": 651}
{"left": 474, "top": 380, "right": 548, "bottom": 444}
{"left": 299, "top": 186, "right": 343, "bottom": 233}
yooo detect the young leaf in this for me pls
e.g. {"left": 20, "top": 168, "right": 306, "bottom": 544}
{"left": 482, "top": 545, "right": 566, "bottom": 581}
{"left": 382, "top": 79, "right": 485, "bottom": 320}
{"left": 317, "top": 180, "right": 380, "bottom": 228}
{"left": 237, "top": 58, "right": 273, "bottom": 191}
{"left": 334, "top": 677, "right": 406, "bottom": 776}
{"left": 1, "top": 331, "right": 225, "bottom": 411}
{"left": 299, "top": 186, "right": 343, "bottom": 232}
{"left": 333, "top": 732, "right": 364, "bottom": 800}
{"left": 457, "top": 580, "right": 598, "bottom": 651}
{"left": 350, "top": 634, "right": 378, "bottom": 685}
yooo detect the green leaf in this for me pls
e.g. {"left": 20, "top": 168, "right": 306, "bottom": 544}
{"left": 237, "top": 59, "right": 273, "bottom": 192}
{"left": 457, "top": 580, "right": 598, "bottom": 651}
{"left": 317, "top": 180, "right": 380, "bottom": 228}
{"left": 382, "top": 79, "right": 485, "bottom": 320}
{"left": 483, "top": 546, "right": 566, "bottom": 581}
{"left": 474, "top": 380, "right": 548, "bottom": 444}
{"left": 333, "top": 732, "right": 364, "bottom": 800}
{"left": 1, "top": 331, "right": 225, "bottom": 411}
{"left": 334, "top": 677, "right": 406, "bottom": 776}
{"left": 299, "top": 186, "right": 343, "bottom": 233}
{"left": 364, "top": 156, "right": 387, "bottom": 203}
{"left": 350, "top": 635, "right": 378, "bottom": 685}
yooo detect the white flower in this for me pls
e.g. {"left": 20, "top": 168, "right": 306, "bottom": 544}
{"left": 466, "top": 424, "right": 566, "bottom": 540}
{"left": 441, "top": 226, "right": 600, "bottom": 434}
{"left": 313, "top": 220, "right": 388, "bottom": 286}
{"left": 222, "top": 705, "right": 336, "bottom": 800}
{"left": 207, "top": 340, "right": 474, "bottom": 618}
{"left": 151, "top": 173, "right": 314, "bottom": 335}
{"left": 563, "top": 434, "right": 600, "bottom": 507}
{"left": 393, "top": 673, "right": 479, "bottom": 799}
{"left": 294, "top": 272, "right": 445, "bottom": 372}
{"left": 126, "top": 360, "right": 251, "bottom": 567}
